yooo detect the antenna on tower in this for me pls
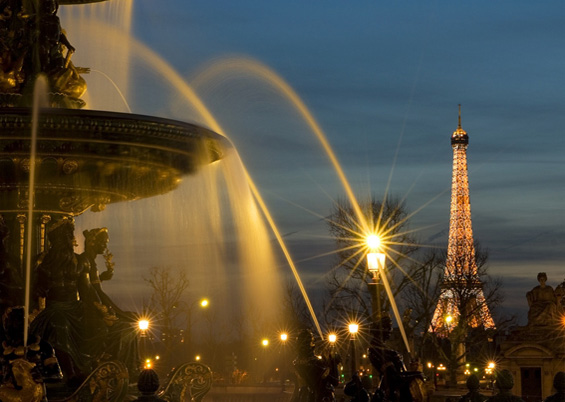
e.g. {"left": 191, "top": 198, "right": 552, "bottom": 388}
{"left": 458, "top": 104, "right": 462, "bottom": 129}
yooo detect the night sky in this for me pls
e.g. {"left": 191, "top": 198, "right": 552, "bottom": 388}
{"left": 66, "top": 1, "right": 565, "bottom": 325}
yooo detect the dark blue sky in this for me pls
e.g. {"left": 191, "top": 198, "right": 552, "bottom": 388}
{"left": 65, "top": 1, "right": 565, "bottom": 324}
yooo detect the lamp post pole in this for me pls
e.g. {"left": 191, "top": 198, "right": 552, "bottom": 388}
{"left": 348, "top": 323, "right": 359, "bottom": 378}
{"left": 367, "top": 249, "right": 386, "bottom": 323}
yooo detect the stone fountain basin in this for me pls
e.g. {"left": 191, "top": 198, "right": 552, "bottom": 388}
{"left": 0, "top": 108, "right": 226, "bottom": 215}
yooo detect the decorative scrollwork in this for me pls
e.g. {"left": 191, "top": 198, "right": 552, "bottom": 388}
{"left": 52, "top": 361, "right": 129, "bottom": 402}
{"left": 159, "top": 362, "right": 213, "bottom": 402}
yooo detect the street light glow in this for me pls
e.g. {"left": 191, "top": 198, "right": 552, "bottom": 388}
{"left": 138, "top": 319, "right": 149, "bottom": 331}
{"left": 200, "top": 299, "right": 209, "bottom": 308}
{"left": 262, "top": 339, "right": 269, "bottom": 347}
{"left": 366, "top": 234, "right": 381, "bottom": 250}
{"left": 348, "top": 323, "right": 359, "bottom": 334}
{"left": 328, "top": 333, "right": 337, "bottom": 344}
{"left": 280, "top": 333, "right": 288, "bottom": 342}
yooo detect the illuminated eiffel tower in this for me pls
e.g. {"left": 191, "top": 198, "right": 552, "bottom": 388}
{"left": 430, "top": 106, "right": 495, "bottom": 334}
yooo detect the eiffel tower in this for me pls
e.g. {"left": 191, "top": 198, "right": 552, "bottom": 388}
{"left": 430, "top": 106, "right": 495, "bottom": 334}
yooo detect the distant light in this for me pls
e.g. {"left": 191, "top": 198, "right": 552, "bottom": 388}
{"left": 487, "top": 362, "right": 495, "bottom": 369}
{"left": 280, "top": 333, "right": 288, "bottom": 342}
{"left": 328, "top": 333, "right": 337, "bottom": 344}
{"left": 348, "top": 323, "right": 359, "bottom": 334}
{"left": 195, "top": 355, "right": 201, "bottom": 361}
{"left": 155, "top": 355, "right": 160, "bottom": 360}
{"left": 200, "top": 299, "right": 209, "bottom": 308}
{"left": 262, "top": 339, "right": 269, "bottom": 347}
{"left": 445, "top": 315, "right": 453, "bottom": 324}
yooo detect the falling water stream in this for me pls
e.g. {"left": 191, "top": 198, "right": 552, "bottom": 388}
{"left": 24, "top": 76, "right": 49, "bottom": 346}
{"left": 57, "top": 1, "right": 413, "bottom": 351}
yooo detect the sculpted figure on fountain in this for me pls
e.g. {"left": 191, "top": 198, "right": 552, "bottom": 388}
{"left": 29, "top": 219, "right": 140, "bottom": 385}
{"left": 292, "top": 328, "right": 340, "bottom": 402}
{"left": 0, "top": 0, "right": 89, "bottom": 106}
{"left": 368, "top": 315, "right": 424, "bottom": 402}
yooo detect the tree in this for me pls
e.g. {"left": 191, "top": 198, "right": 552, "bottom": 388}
{"left": 144, "top": 266, "right": 190, "bottom": 367}
{"left": 324, "top": 196, "right": 419, "bottom": 326}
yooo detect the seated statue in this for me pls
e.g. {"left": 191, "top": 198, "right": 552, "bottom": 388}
{"left": 77, "top": 227, "right": 140, "bottom": 378}
{"left": 527, "top": 272, "right": 559, "bottom": 326}
{"left": 486, "top": 370, "right": 524, "bottom": 402}
{"left": 544, "top": 372, "right": 565, "bottom": 402}
{"left": 30, "top": 218, "right": 109, "bottom": 384}
{"left": 292, "top": 329, "right": 339, "bottom": 402}
{"left": 368, "top": 315, "right": 424, "bottom": 402}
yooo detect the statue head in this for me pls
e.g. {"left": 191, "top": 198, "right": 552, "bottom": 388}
{"left": 296, "top": 328, "right": 315, "bottom": 356}
{"left": 47, "top": 218, "right": 75, "bottom": 251}
{"left": 537, "top": 272, "right": 547, "bottom": 283}
{"left": 83, "top": 227, "right": 109, "bottom": 254}
{"left": 553, "top": 372, "right": 565, "bottom": 393}
{"left": 137, "top": 368, "right": 160, "bottom": 395}
{"left": 466, "top": 374, "right": 480, "bottom": 391}
{"left": 494, "top": 369, "right": 514, "bottom": 391}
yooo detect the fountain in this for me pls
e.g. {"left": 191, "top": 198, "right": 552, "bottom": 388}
{"left": 0, "top": 0, "right": 227, "bottom": 400}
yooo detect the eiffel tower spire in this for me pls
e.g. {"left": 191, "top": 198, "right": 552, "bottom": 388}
{"left": 430, "top": 106, "right": 495, "bottom": 334}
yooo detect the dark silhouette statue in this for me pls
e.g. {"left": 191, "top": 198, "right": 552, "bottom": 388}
{"left": 292, "top": 329, "right": 339, "bottom": 402}
{"left": 344, "top": 373, "right": 371, "bottom": 402}
{"left": 459, "top": 374, "right": 487, "bottom": 402}
{"left": 30, "top": 219, "right": 140, "bottom": 385}
{"left": 544, "top": 372, "right": 565, "bottom": 402}
{"left": 368, "top": 316, "right": 424, "bottom": 402}
{"left": 0, "top": 306, "right": 62, "bottom": 401}
{"left": 486, "top": 370, "right": 524, "bottom": 402}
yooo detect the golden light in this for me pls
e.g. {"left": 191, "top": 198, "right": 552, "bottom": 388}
{"left": 427, "top": 362, "right": 433, "bottom": 369}
{"left": 155, "top": 355, "right": 160, "bottom": 360}
{"left": 138, "top": 319, "right": 149, "bottom": 331}
{"left": 367, "top": 252, "right": 386, "bottom": 273}
{"left": 262, "top": 339, "right": 269, "bottom": 347}
{"left": 366, "top": 234, "right": 381, "bottom": 250}
{"left": 144, "top": 359, "right": 152, "bottom": 369}
{"left": 445, "top": 315, "right": 453, "bottom": 324}
{"left": 280, "top": 333, "right": 288, "bottom": 342}
{"left": 195, "top": 355, "right": 201, "bottom": 361}
{"left": 487, "top": 362, "right": 495, "bottom": 369}
{"left": 348, "top": 323, "right": 359, "bottom": 335}
{"left": 328, "top": 333, "right": 337, "bottom": 344}
{"left": 200, "top": 299, "right": 209, "bottom": 308}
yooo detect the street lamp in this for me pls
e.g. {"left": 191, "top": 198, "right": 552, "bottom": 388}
{"left": 367, "top": 234, "right": 386, "bottom": 323}
{"left": 280, "top": 333, "right": 288, "bottom": 391}
{"left": 138, "top": 318, "right": 150, "bottom": 364}
{"left": 348, "top": 323, "right": 359, "bottom": 377}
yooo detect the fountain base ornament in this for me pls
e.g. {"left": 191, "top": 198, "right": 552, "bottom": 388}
{"left": 0, "top": 0, "right": 222, "bottom": 400}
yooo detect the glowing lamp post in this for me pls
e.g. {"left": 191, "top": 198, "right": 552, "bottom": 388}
{"left": 348, "top": 323, "right": 359, "bottom": 377}
{"left": 138, "top": 318, "right": 150, "bottom": 364}
{"left": 367, "top": 234, "right": 386, "bottom": 323}
{"left": 280, "top": 333, "right": 288, "bottom": 391}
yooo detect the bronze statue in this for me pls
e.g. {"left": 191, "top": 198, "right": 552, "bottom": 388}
{"left": 292, "top": 329, "right": 339, "bottom": 402}
{"left": 77, "top": 227, "right": 140, "bottom": 378}
{"left": 486, "top": 370, "right": 524, "bottom": 402}
{"left": 544, "top": 372, "right": 565, "bottom": 402}
{"left": 0, "top": 306, "right": 62, "bottom": 401}
{"left": 368, "top": 316, "right": 424, "bottom": 402}
{"left": 0, "top": 0, "right": 89, "bottom": 106}
{"left": 30, "top": 218, "right": 110, "bottom": 385}
{"left": 526, "top": 272, "right": 560, "bottom": 326}
{"left": 458, "top": 374, "right": 487, "bottom": 402}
